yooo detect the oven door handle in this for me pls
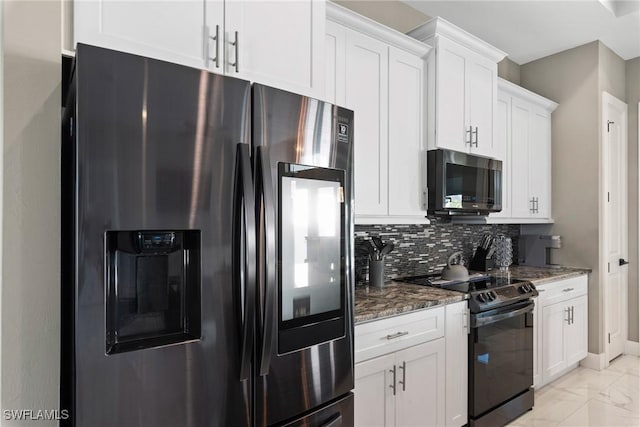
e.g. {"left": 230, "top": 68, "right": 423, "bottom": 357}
{"left": 471, "top": 302, "right": 534, "bottom": 328}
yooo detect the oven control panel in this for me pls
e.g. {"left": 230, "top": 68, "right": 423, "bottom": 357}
{"left": 470, "top": 281, "right": 537, "bottom": 312}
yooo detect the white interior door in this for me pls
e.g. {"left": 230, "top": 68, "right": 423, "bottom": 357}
{"left": 603, "top": 91, "right": 628, "bottom": 362}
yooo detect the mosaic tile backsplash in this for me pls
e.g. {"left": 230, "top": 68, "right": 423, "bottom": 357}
{"left": 354, "top": 215, "right": 520, "bottom": 285}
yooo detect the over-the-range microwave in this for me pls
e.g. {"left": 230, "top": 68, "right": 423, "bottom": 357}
{"left": 427, "top": 149, "right": 502, "bottom": 215}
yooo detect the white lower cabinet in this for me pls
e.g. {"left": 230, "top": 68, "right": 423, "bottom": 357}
{"left": 354, "top": 353, "right": 395, "bottom": 427}
{"left": 354, "top": 302, "right": 467, "bottom": 427}
{"left": 445, "top": 301, "right": 468, "bottom": 427}
{"left": 355, "top": 340, "right": 446, "bottom": 427}
{"left": 536, "top": 275, "right": 589, "bottom": 387}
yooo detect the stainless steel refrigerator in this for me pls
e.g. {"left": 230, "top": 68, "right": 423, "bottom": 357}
{"left": 61, "top": 44, "right": 354, "bottom": 427}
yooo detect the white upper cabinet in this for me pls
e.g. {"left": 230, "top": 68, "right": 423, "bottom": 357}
{"left": 501, "top": 78, "right": 557, "bottom": 222}
{"left": 388, "top": 48, "right": 427, "bottom": 218}
{"left": 74, "top": 0, "right": 325, "bottom": 98}
{"left": 326, "top": 3, "right": 431, "bottom": 224}
{"left": 344, "top": 30, "right": 389, "bottom": 217}
{"left": 75, "top": 0, "right": 212, "bottom": 70}
{"left": 490, "top": 91, "right": 511, "bottom": 219}
{"left": 225, "top": 0, "right": 325, "bottom": 97}
{"left": 408, "top": 17, "right": 506, "bottom": 159}
{"left": 458, "top": 79, "right": 557, "bottom": 224}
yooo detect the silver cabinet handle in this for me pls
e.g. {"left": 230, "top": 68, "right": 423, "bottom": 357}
{"left": 473, "top": 126, "right": 479, "bottom": 147}
{"left": 208, "top": 24, "right": 220, "bottom": 68}
{"left": 562, "top": 288, "right": 575, "bottom": 292}
{"left": 570, "top": 306, "right": 574, "bottom": 325}
{"left": 229, "top": 30, "right": 239, "bottom": 73}
{"left": 466, "top": 126, "right": 472, "bottom": 145}
{"left": 534, "top": 197, "right": 539, "bottom": 213}
{"left": 398, "top": 361, "right": 406, "bottom": 391}
{"left": 385, "top": 331, "right": 409, "bottom": 340}
{"left": 464, "top": 309, "right": 470, "bottom": 334}
{"left": 565, "top": 307, "right": 571, "bottom": 325}
{"left": 389, "top": 365, "right": 397, "bottom": 396}
{"left": 530, "top": 197, "right": 535, "bottom": 213}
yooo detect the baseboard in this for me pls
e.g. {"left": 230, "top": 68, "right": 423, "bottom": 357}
{"left": 580, "top": 352, "right": 608, "bottom": 370}
{"left": 625, "top": 340, "right": 640, "bottom": 356}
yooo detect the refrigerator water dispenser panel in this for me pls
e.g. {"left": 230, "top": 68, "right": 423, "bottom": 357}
{"left": 105, "top": 230, "right": 201, "bottom": 354}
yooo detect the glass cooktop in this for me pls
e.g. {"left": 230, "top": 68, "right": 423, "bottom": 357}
{"left": 395, "top": 273, "right": 525, "bottom": 294}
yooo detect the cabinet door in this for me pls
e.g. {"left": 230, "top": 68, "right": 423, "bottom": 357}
{"left": 395, "top": 339, "right": 446, "bottom": 427}
{"left": 445, "top": 302, "right": 468, "bottom": 427}
{"left": 489, "top": 92, "right": 511, "bottom": 219}
{"left": 566, "top": 295, "right": 588, "bottom": 366}
{"left": 225, "top": 0, "right": 325, "bottom": 98}
{"left": 388, "top": 47, "right": 426, "bottom": 219}
{"left": 355, "top": 354, "right": 395, "bottom": 427}
{"left": 435, "top": 38, "right": 468, "bottom": 152}
{"left": 510, "top": 98, "right": 533, "bottom": 218}
{"left": 325, "top": 21, "right": 346, "bottom": 106}
{"left": 467, "top": 54, "right": 497, "bottom": 158}
{"left": 542, "top": 301, "right": 568, "bottom": 381}
{"left": 75, "top": 0, "right": 212, "bottom": 70}
{"left": 529, "top": 107, "right": 552, "bottom": 218}
{"left": 344, "top": 30, "right": 389, "bottom": 218}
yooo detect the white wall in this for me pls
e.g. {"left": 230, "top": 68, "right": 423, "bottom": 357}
{"left": 1, "top": 1, "right": 61, "bottom": 425}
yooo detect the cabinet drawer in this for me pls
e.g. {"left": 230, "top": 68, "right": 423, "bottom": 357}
{"left": 537, "top": 275, "right": 588, "bottom": 306}
{"left": 355, "top": 307, "right": 445, "bottom": 363}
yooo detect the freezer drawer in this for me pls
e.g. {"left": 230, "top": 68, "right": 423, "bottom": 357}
{"left": 282, "top": 393, "right": 354, "bottom": 427}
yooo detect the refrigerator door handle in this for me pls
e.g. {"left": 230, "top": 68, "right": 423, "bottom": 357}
{"left": 235, "top": 143, "right": 256, "bottom": 381}
{"left": 257, "top": 145, "right": 276, "bottom": 376}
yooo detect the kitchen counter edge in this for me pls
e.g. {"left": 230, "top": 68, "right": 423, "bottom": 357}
{"left": 354, "top": 266, "right": 591, "bottom": 324}
{"left": 354, "top": 281, "right": 467, "bottom": 325}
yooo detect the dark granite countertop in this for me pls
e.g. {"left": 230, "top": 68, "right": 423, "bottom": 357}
{"left": 504, "top": 265, "right": 591, "bottom": 285}
{"left": 354, "top": 282, "right": 467, "bottom": 324}
{"left": 353, "top": 265, "right": 590, "bottom": 324}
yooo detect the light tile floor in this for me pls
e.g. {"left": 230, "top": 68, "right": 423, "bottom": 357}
{"left": 508, "top": 355, "right": 640, "bottom": 426}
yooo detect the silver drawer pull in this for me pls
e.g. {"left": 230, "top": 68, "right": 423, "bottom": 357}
{"left": 563, "top": 288, "right": 575, "bottom": 292}
{"left": 386, "top": 331, "right": 409, "bottom": 340}
{"left": 387, "top": 331, "right": 409, "bottom": 340}
{"left": 538, "top": 289, "right": 545, "bottom": 292}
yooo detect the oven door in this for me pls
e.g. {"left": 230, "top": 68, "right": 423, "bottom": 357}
{"left": 469, "top": 301, "right": 534, "bottom": 419}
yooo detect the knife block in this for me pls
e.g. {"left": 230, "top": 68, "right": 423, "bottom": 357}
{"left": 469, "top": 247, "right": 494, "bottom": 272}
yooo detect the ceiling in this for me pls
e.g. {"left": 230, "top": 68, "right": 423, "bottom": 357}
{"left": 402, "top": 0, "right": 640, "bottom": 64}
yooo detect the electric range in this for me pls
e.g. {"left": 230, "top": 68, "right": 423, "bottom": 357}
{"left": 396, "top": 273, "right": 538, "bottom": 427}
{"left": 396, "top": 273, "right": 538, "bottom": 313}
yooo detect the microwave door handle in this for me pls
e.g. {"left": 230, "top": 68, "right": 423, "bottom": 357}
{"left": 234, "top": 143, "right": 256, "bottom": 381}
{"left": 257, "top": 145, "right": 276, "bottom": 376}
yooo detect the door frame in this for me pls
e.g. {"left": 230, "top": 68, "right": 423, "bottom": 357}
{"left": 601, "top": 91, "right": 628, "bottom": 363}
